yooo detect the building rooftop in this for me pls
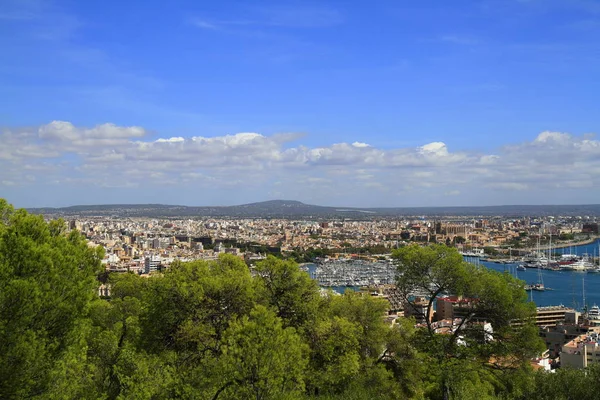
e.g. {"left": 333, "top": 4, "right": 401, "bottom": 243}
{"left": 537, "top": 305, "right": 574, "bottom": 312}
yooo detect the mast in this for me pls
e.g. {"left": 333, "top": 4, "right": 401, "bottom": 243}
{"left": 549, "top": 232, "right": 552, "bottom": 263}
{"left": 530, "top": 287, "right": 533, "bottom": 302}
{"left": 583, "top": 273, "right": 586, "bottom": 312}
{"left": 540, "top": 227, "right": 542, "bottom": 253}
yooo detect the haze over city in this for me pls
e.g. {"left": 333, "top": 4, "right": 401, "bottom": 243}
{"left": 1, "top": 0, "right": 599, "bottom": 207}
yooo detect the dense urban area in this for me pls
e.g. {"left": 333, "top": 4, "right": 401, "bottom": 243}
{"left": 4, "top": 199, "right": 600, "bottom": 399}
{"left": 56, "top": 208, "right": 600, "bottom": 274}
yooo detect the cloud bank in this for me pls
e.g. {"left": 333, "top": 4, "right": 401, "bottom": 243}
{"left": 1, "top": 121, "right": 598, "bottom": 207}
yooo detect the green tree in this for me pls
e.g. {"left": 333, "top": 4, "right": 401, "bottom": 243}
{"left": 85, "top": 272, "right": 175, "bottom": 399}
{"left": 392, "top": 244, "right": 544, "bottom": 400}
{"left": 304, "top": 291, "right": 400, "bottom": 397}
{"left": 254, "top": 256, "right": 320, "bottom": 331}
{"left": 453, "top": 236, "right": 466, "bottom": 245}
{"left": 558, "top": 233, "right": 574, "bottom": 241}
{"left": 215, "top": 305, "right": 308, "bottom": 400}
{"left": 328, "top": 292, "right": 389, "bottom": 361}
{"left": 306, "top": 316, "right": 361, "bottom": 394}
{"left": 0, "top": 200, "right": 103, "bottom": 398}
{"left": 139, "top": 254, "right": 256, "bottom": 397}
{"left": 141, "top": 254, "right": 255, "bottom": 356}
{"left": 524, "top": 365, "right": 600, "bottom": 400}
{"left": 483, "top": 246, "right": 498, "bottom": 256}
{"left": 379, "top": 318, "right": 426, "bottom": 399}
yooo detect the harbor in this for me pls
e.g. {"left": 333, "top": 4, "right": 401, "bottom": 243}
{"left": 478, "top": 259, "right": 594, "bottom": 310}
{"left": 298, "top": 239, "right": 600, "bottom": 309}
{"left": 466, "top": 238, "right": 600, "bottom": 309}
{"left": 301, "top": 259, "right": 397, "bottom": 288}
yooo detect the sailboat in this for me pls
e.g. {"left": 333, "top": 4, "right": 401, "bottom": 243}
{"left": 525, "top": 265, "right": 545, "bottom": 291}
{"left": 586, "top": 244, "right": 600, "bottom": 272}
{"left": 546, "top": 232, "right": 559, "bottom": 270}
{"left": 533, "top": 266, "right": 545, "bottom": 291}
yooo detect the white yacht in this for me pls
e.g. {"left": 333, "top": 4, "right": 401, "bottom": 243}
{"left": 562, "top": 257, "right": 593, "bottom": 272}
{"left": 589, "top": 305, "right": 600, "bottom": 320}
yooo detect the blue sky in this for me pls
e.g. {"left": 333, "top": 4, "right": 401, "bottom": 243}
{"left": 1, "top": 0, "right": 600, "bottom": 208}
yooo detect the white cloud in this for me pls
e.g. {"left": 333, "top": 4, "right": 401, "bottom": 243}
{"left": 419, "top": 142, "right": 449, "bottom": 156}
{"left": 39, "top": 120, "right": 145, "bottom": 142}
{"left": 479, "top": 155, "right": 499, "bottom": 165}
{"left": 534, "top": 130, "right": 571, "bottom": 143}
{"left": 155, "top": 137, "right": 185, "bottom": 143}
{"left": 3, "top": 123, "right": 600, "bottom": 206}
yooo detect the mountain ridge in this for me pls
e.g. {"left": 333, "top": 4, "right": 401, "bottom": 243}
{"left": 26, "top": 200, "right": 600, "bottom": 218}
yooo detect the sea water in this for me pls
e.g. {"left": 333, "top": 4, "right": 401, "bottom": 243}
{"left": 304, "top": 239, "right": 600, "bottom": 308}
{"left": 479, "top": 261, "right": 592, "bottom": 309}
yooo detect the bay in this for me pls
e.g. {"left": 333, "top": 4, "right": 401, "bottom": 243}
{"left": 476, "top": 239, "right": 600, "bottom": 310}
{"left": 303, "top": 239, "right": 600, "bottom": 309}
{"left": 476, "top": 260, "right": 592, "bottom": 310}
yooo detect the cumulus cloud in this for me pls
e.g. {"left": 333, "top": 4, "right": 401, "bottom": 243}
{"left": 419, "top": 142, "right": 448, "bottom": 155}
{"left": 39, "top": 121, "right": 145, "bottom": 143}
{"left": 534, "top": 131, "right": 571, "bottom": 143}
{"left": 1, "top": 122, "right": 600, "bottom": 205}
{"left": 155, "top": 137, "right": 185, "bottom": 143}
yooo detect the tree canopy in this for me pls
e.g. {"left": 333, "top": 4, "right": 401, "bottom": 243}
{"left": 0, "top": 200, "right": 596, "bottom": 399}
{"left": 392, "top": 244, "right": 545, "bottom": 400}
{"left": 0, "top": 199, "right": 103, "bottom": 398}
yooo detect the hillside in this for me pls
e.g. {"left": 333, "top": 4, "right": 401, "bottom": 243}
{"left": 27, "top": 200, "right": 600, "bottom": 218}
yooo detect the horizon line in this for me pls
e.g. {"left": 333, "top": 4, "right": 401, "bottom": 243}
{"left": 22, "top": 199, "right": 600, "bottom": 210}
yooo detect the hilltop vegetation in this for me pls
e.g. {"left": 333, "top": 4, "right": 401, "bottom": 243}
{"left": 1, "top": 198, "right": 600, "bottom": 399}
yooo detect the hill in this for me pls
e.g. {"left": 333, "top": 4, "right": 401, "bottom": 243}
{"left": 27, "top": 200, "right": 600, "bottom": 218}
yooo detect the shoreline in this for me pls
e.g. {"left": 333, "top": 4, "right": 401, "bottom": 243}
{"left": 297, "top": 262, "right": 314, "bottom": 267}
{"left": 533, "top": 236, "right": 599, "bottom": 251}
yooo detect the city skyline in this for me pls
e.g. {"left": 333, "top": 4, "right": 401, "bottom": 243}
{"left": 2, "top": 0, "right": 599, "bottom": 207}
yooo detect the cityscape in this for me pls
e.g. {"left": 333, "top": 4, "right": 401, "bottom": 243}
{"left": 3, "top": 0, "right": 600, "bottom": 398}
{"left": 34, "top": 201, "right": 600, "bottom": 374}
{"left": 41, "top": 201, "right": 599, "bottom": 275}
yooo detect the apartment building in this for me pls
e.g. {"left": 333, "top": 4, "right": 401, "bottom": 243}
{"left": 560, "top": 332, "right": 600, "bottom": 368}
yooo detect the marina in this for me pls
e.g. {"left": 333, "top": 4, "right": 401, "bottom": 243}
{"left": 301, "top": 259, "right": 397, "bottom": 288}
{"left": 299, "top": 239, "right": 600, "bottom": 309}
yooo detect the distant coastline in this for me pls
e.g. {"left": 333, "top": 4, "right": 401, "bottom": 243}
{"left": 535, "top": 236, "right": 599, "bottom": 251}
{"left": 26, "top": 200, "right": 600, "bottom": 218}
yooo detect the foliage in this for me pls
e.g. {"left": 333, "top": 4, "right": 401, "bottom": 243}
{"left": 254, "top": 256, "right": 321, "bottom": 330}
{"left": 558, "top": 233, "right": 574, "bottom": 241}
{"left": 521, "top": 365, "right": 600, "bottom": 400}
{"left": 0, "top": 199, "right": 103, "bottom": 398}
{"left": 217, "top": 305, "right": 308, "bottom": 399}
{"left": 1, "top": 199, "right": 597, "bottom": 399}
{"left": 392, "top": 244, "right": 545, "bottom": 399}
{"left": 483, "top": 246, "right": 499, "bottom": 256}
